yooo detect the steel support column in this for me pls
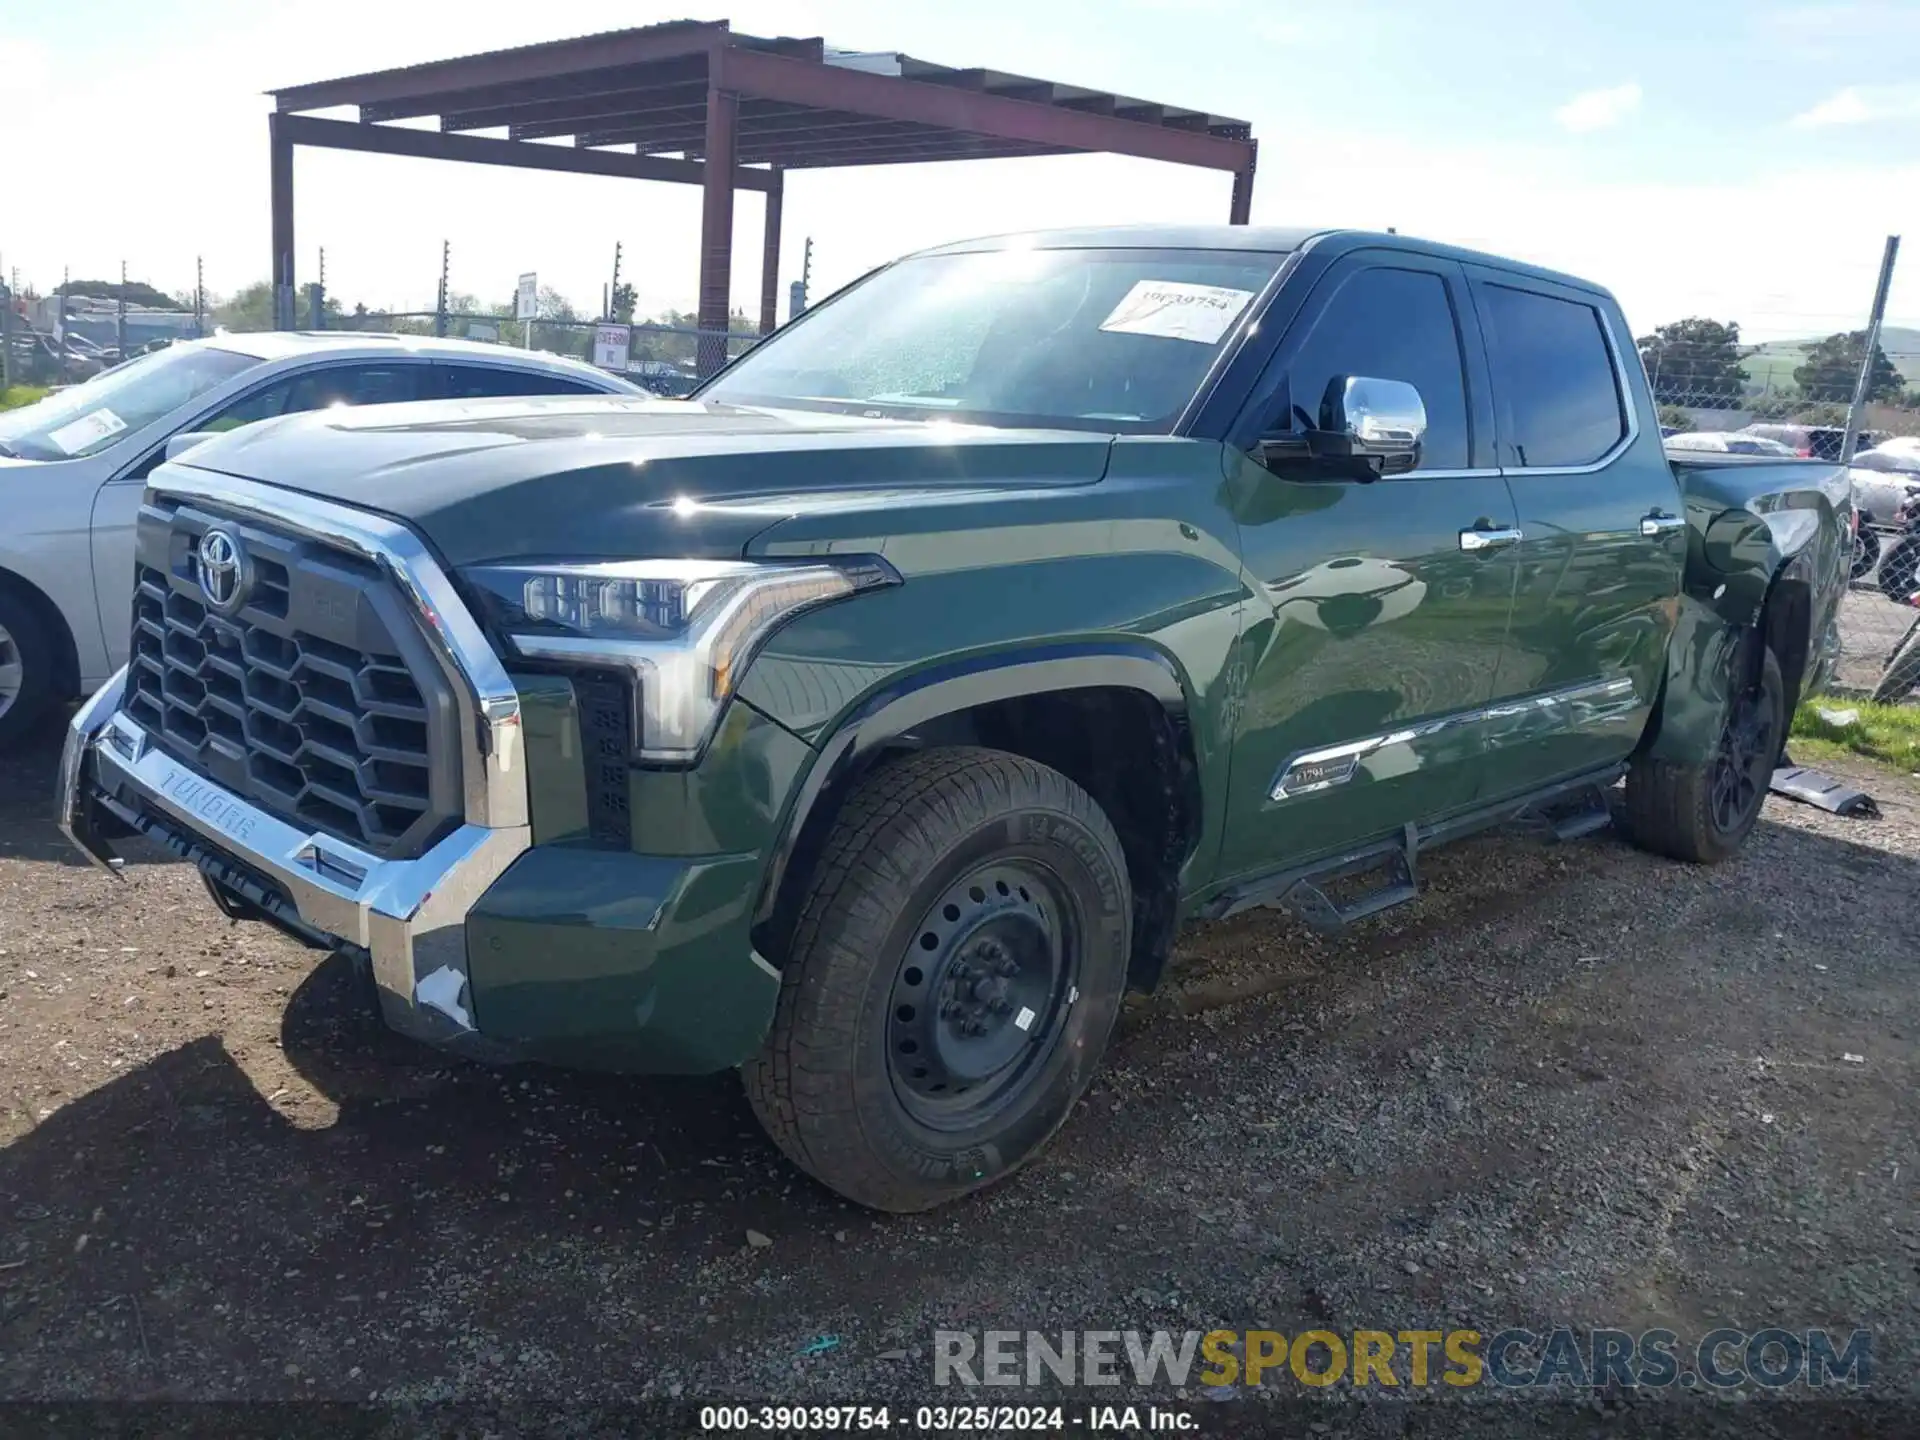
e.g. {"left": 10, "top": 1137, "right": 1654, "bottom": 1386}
{"left": 1228, "top": 140, "right": 1256, "bottom": 225}
{"left": 697, "top": 84, "right": 740, "bottom": 377}
{"left": 269, "top": 113, "right": 296, "bottom": 329}
{"left": 759, "top": 168, "right": 784, "bottom": 335}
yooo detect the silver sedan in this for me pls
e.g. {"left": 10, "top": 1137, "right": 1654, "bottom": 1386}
{"left": 0, "top": 332, "right": 638, "bottom": 745}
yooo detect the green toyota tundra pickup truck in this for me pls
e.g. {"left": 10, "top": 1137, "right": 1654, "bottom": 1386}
{"left": 59, "top": 226, "right": 1851, "bottom": 1212}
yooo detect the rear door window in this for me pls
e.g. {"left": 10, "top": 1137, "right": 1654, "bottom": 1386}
{"left": 280, "top": 364, "right": 426, "bottom": 412}
{"left": 1477, "top": 284, "right": 1627, "bottom": 469}
{"left": 437, "top": 364, "right": 606, "bottom": 399}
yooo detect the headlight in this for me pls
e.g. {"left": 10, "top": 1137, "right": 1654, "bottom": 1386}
{"left": 461, "top": 557, "right": 899, "bottom": 764}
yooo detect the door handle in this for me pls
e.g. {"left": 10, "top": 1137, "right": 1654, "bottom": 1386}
{"left": 1459, "top": 526, "right": 1523, "bottom": 552}
{"left": 1640, "top": 511, "right": 1686, "bottom": 537}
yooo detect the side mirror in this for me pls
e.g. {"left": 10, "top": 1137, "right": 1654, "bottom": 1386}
{"left": 1255, "top": 376, "right": 1427, "bottom": 481}
{"left": 164, "top": 431, "right": 218, "bottom": 460}
{"left": 1320, "top": 375, "right": 1426, "bottom": 477}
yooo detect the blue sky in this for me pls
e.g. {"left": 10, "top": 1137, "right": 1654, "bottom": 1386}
{"left": 5, "top": 0, "right": 1915, "bottom": 340}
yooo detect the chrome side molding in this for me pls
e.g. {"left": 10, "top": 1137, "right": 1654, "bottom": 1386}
{"left": 1269, "top": 675, "right": 1639, "bottom": 802}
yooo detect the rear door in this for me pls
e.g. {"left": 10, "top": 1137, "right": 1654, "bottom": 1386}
{"left": 1466, "top": 271, "right": 1684, "bottom": 799}
{"left": 1215, "top": 252, "right": 1518, "bottom": 882}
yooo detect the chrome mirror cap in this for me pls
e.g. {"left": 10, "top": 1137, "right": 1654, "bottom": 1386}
{"left": 1325, "top": 375, "right": 1426, "bottom": 476}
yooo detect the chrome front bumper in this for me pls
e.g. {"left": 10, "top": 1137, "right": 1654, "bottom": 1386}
{"left": 57, "top": 468, "right": 535, "bottom": 1055}
{"left": 61, "top": 672, "right": 528, "bottom": 1053}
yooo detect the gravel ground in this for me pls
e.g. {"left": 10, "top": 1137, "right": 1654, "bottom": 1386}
{"left": 1, "top": 712, "right": 1916, "bottom": 1435}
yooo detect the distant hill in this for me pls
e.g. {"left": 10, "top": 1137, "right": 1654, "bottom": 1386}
{"left": 1742, "top": 325, "right": 1920, "bottom": 394}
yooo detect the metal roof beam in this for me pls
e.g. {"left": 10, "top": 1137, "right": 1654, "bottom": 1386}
{"left": 276, "top": 114, "right": 774, "bottom": 191}
{"left": 445, "top": 73, "right": 711, "bottom": 132}
{"left": 779, "top": 141, "right": 1075, "bottom": 169}
{"left": 593, "top": 112, "right": 937, "bottom": 153}
{"left": 714, "top": 47, "right": 1253, "bottom": 171}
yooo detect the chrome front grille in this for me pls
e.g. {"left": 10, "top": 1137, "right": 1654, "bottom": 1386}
{"left": 122, "top": 500, "right": 461, "bottom": 857}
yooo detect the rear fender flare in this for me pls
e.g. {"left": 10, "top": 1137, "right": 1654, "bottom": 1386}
{"left": 751, "top": 643, "right": 1198, "bottom": 930}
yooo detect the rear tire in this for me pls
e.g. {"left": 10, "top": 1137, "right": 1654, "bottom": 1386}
{"left": 1625, "top": 647, "right": 1784, "bottom": 864}
{"left": 743, "top": 746, "right": 1132, "bottom": 1213}
{"left": 0, "top": 591, "right": 57, "bottom": 750}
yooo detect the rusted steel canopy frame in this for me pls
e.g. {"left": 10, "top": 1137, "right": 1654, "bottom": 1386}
{"left": 265, "top": 114, "right": 782, "bottom": 337}
{"left": 270, "top": 20, "right": 733, "bottom": 116}
{"left": 690, "top": 47, "right": 1254, "bottom": 366}
{"left": 697, "top": 84, "right": 740, "bottom": 375}
{"left": 760, "top": 169, "right": 784, "bottom": 336}
{"left": 269, "top": 113, "right": 295, "bottom": 331}
{"left": 270, "top": 25, "right": 1256, "bottom": 351}
{"left": 277, "top": 113, "right": 773, "bottom": 189}
{"left": 712, "top": 47, "right": 1251, "bottom": 174}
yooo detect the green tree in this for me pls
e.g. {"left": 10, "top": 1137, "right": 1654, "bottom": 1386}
{"left": 610, "top": 282, "right": 636, "bottom": 323}
{"left": 1793, "top": 330, "right": 1902, "bottom": 404}
{"left": 1656, "top": 404, "right": 1694, "bottom": 434}
{"left": 1635, "top": 317, "right": 1750, "bottom": 407}
{"left": 59, "top": 278, "right": 180, "bottom": 310}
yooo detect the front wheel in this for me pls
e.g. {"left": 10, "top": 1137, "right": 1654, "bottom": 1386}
{"left": 1624, "top": 647, "right": 1785, "bottom": 864}
{"left": 743, "top": 747, "right": 1132, "bottom": 1212}
{"left": 0, "top": 592, "right": 57, "bottom": 750}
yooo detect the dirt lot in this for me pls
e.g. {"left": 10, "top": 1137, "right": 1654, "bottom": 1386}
{"left": 1, "top": 711, "right": 1916, "bottom": 1433}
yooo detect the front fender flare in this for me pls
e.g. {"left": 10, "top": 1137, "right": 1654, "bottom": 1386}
{"left": 751, "top": 642, "right": 1195, "bottom": 929}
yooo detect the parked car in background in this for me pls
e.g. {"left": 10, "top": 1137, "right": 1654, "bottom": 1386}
{"left": 1740, "top": 422, "right": 1886, "bottom": 462}
{"left": 0, "top": 333, "right": 639, "bottom": 745}
{"left": 1664, "top": 431, "right": 1799, "bottom": 456}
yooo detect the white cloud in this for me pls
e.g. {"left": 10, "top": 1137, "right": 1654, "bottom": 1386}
{"left": 1554, "top": 82, "right": 1642, "bottom": 133}
{"left": 1791, "top": 85, "right": 1920, "bottom": 127}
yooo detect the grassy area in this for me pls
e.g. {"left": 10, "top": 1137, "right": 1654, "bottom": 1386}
{"left": 0, "top": 385, "right": 48, "bottom": 411}
{"left": 1790, "top": 697, "right": 1920, "bottom": 774}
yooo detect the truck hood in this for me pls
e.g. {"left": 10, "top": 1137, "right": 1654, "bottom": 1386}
{"left": 165, "top": 395, "right": 1114, "bottom": 565}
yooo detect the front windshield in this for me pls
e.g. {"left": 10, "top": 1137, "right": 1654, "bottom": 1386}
{"left": 0, "top": 343, "right": 256, "bottom": 461}
{"left": 704, "top": 247, "right": 1285, "bottom": 433}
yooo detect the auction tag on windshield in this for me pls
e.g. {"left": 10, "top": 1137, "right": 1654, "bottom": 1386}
{"left": 46, "top": 408, "right": 128, "bottom": 456}
{"left": 1098, "top": 280, "right": 1255, "bottom": 344}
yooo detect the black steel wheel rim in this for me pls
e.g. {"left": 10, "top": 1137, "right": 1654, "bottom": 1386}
{"left": 1710, "top": 679, "right": 1776, "bottom": 834}
{"left": 886, "top": 860, "right": 1079, "bottom": 1132}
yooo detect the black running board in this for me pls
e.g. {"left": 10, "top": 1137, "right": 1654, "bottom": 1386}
{"left": 1204, "top": 765, "right": 1625, "bottom": 930}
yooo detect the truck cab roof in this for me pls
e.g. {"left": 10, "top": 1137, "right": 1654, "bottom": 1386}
{"left": 911, "top": 224, "right": 1612, "bottom": 298}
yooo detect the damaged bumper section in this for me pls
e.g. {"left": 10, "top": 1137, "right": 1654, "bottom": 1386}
{"left": 57, "top": 471, "right": 781, "bottom": 1075}
{"left": 62, "top": 669, "right": 529, "bottom": 1060}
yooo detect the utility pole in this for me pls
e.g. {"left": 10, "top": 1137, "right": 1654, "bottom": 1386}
{"left": 1841, "top": 234, "right": 1900, "bottom": 464}
{"left": 194, "top": 255, "right": 205, "bottom": 336}
{"left": 117, "top": 259, "right": 128, "bottom": 360}
{"left": 789, "top": 236, "right": 814, "bottom": 321}
{"left": 59, "top": 264, "right": 69, "bottom": 375}
{"left": 609, "top": 240, "right": 623, "bottom": 321}
{"left": 436, "top": 239, "right": 450, "bottom": 338}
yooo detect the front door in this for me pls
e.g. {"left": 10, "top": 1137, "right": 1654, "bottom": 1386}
{"left": 1215, "top": 254, "right": 1518, "bottom": 885}
{"left": 1464, "top": 271, "right": 1685, "bottom": 800}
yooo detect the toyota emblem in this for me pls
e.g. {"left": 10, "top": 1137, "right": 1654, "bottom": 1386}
{"left": 196, "top": 528, "right": 249, "bottom": 611}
